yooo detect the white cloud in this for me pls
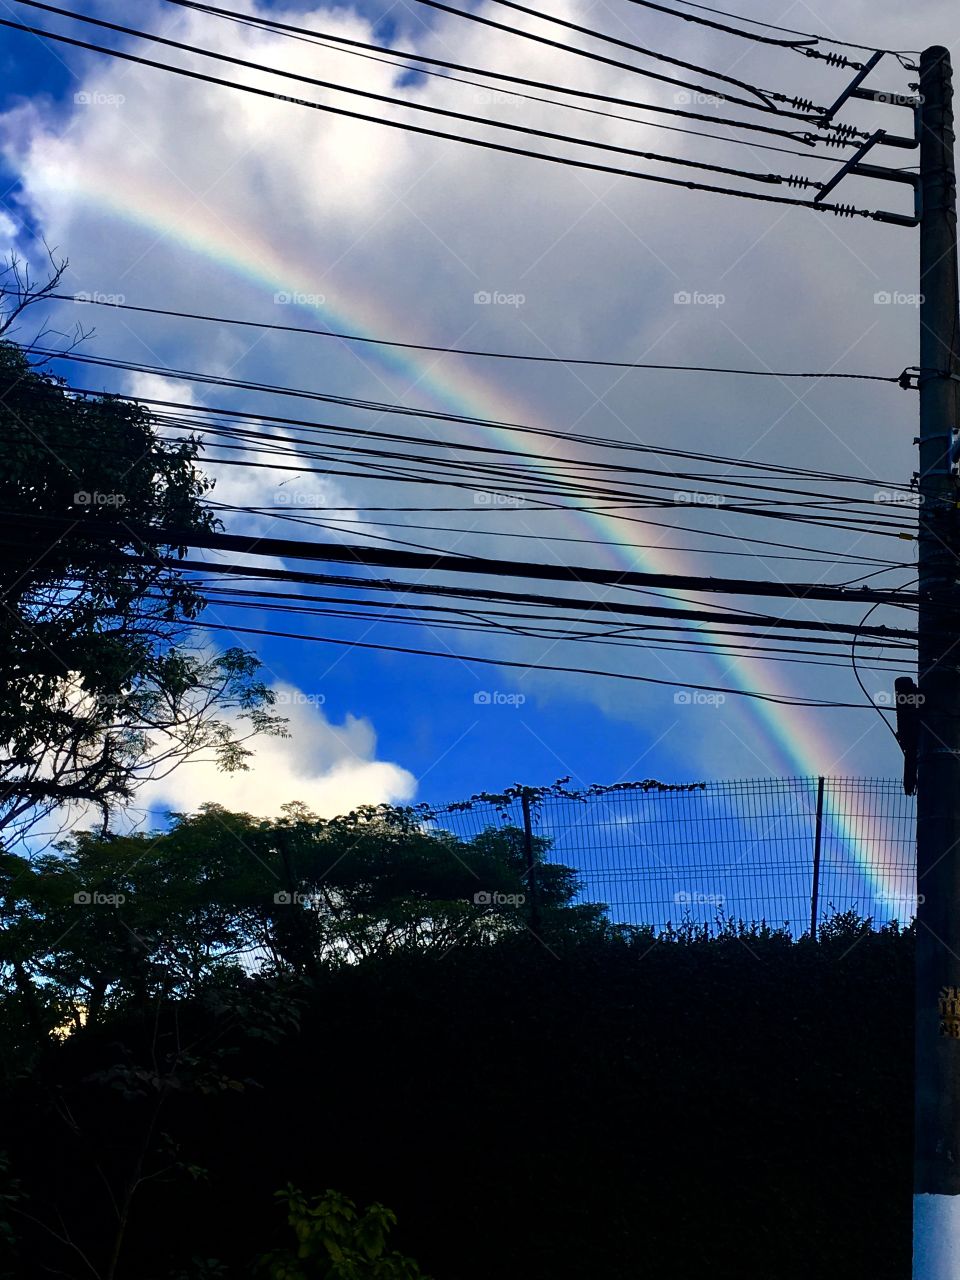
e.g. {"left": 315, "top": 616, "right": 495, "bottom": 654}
{"left": 139, "top": 680, "right": 417, "bottom": 819}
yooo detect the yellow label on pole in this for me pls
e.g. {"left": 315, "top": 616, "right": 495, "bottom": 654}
{"left": 939, "top": 987, "right": 960, "bottom": 1037}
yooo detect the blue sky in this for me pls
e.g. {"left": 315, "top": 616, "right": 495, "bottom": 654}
{"left": 0, "top": 0, "right": 947, "bottom": 819}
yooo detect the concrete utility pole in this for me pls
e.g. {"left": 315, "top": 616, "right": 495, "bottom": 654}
{"left": 914, "top": 45, "right": 960, "bottom": 1280}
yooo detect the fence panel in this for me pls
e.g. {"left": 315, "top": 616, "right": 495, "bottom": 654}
{"left": 423, "top": 777, "right": 918, "bottom": 935}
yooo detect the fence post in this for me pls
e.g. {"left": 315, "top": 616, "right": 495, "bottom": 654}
{"left": 810, "top": 776, "right": 825, "bottom": 940}
{"left": 520, "top": 789, "right": 541, "bottom": 932}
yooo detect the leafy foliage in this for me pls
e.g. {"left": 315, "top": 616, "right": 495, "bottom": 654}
{"left": 0, "top": 325, "right": 284, "bottom": 843}
{"left": 0, "top": 803, "right": 602, "bottom": 1050}
{"left": 259, "top": 1188, "right": 430, "bottom": 1280}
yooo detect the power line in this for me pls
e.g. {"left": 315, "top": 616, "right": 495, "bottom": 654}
{"left": 152, "top": 2, "right": 857, "bottom": 166}
{"left": 11, "top": 1, "right": 820, "bottom": 195}
{"left": 32, "top": 412, "right": 911, "bottom": 543}
{"left": 53, "top": 293, "right": 906, "bottom": 382}
{"left": 0, "top": 16, "right": 905, "bottom": 222}
{"left": 183, "top": 563, "right": 915, "bottom": 645}
{"left": 850, "top": 591, "right": 915, "bottom": 742}
{"left": 24, "top": 366, "right": 918, "bottom": 536}
{"left": 667, "top": 0, "right": 918, "bottom": 60}
{"left": 209, "top": 504, "right": 905, "bottom": 567}
{"left": 410, "top": 0, "right": 783, "bottom": 103}
{"left": 107, "top": 552, "right": 920, "bottom": 643}
{"left": 186, "top": 453, "right": 915, "bottom": 539}
{"left": 618, "top": 0, "right": 909, "bottom": 72}
{"left": 203, "top": 501, "right": 908, "bottom": 572}
{"left": 1, "top": 513, "right": 920, "bottom": 605}
{"left": 33, "top": 363, "right": 916, "bottom": 495}
{"left": 158, "top": 0, "right": 860, "bottom": 150}
{"left": 194, "top": 593, "right": 914, "bottom": 664}
{"left": 137, "top": 403, "right": 906, "bottom": 511}
{"left": 164, "top": 616, "right": 905, "bottom": 710}
{"left": 22, "top": 404, "right": 908, "bottom": 519}
{"left": 39, "top": 409, "right": 915, "bottom": 539}
{"left": 180, "top": 584, "right": 911, "bottom": 673}
{"left": 619, "top": 0, "right": 817, "bottom": 51}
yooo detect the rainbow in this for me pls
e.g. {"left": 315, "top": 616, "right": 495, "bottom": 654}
{"left": 48, "top": 162, "right": 912, "bottom": 911}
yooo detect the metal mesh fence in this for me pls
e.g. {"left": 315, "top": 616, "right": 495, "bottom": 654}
{"left": 422, "top": 777, "right": 917, "bottom": 935}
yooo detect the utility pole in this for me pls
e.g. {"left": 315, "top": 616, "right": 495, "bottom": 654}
{"left": 809, "top": 776, "right": 824, "bottom": 942}
{"left": 520, "top": 789, "right": 541, "bottom": 933}
{"left": 914, "top": 45, "right": 960, "bottom": 1280}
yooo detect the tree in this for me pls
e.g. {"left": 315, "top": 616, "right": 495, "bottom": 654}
{"left": 0, "top": 802, "right": 606, "bottom": 1049}
{"left": 0, "top": 263, "right": 284, "bottom": 845}
{"left": 259, "top": 1188, "right": 430, "bottom": 1280}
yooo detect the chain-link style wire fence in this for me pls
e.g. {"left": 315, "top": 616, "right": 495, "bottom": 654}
{"left": 420, "top": 777, "right": 917, "bottom": 935}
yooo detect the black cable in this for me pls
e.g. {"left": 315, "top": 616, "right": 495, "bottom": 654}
{"left": 144, "top": 420, "right": 910, "bottom": 515}
{"left": 94, "top": 550, "right": 918, "bottom": 641}
{"left": 11, "top": 0, "right": 817, "bottom": 193}
{"left": 31, "top": 405, "right": 908, "bottom": 520}
{"left": 619, "top": 0, "right": 815, "bottom": 50}
{"left": 1, "top": 512, "right": 919, "bottom": 605}
{"left": 214, "top": 504, "right": 903, "bottom": 567}
{"left": 240, "top": 509, "right": 911, "bottom": 565}
{"left": 169, "top": 615, "right": 901, "bottom": 709}
{"left": 159, "top": 0, "right": 858, "bottom": 149}
{"left": 105, "top": 412, "right": 913, "bottom": 537}
{"left": 187, "top": 579, "right": 915, "bottom": 655}
{"left": 186, "top": 570, "right": 916, "bottom": 648}
{"left": 141, "top": 408, "right": 906, "bottom": 513}
{"left": 618, "top": 0, "right": 908, "bottom": 72}
{"left": 154, "top": 1, "right": 850, "bottom": 165}
{"left": 412, "top": 0, "right": 781, "bottom": 103}
{"left": 37, "top": 366, "right": 915, "bottom": 495}
{"left": 179, "top": 585, "right": 911, "bottom": 672}
{"left": 53, "top": 293, "right": 904, "bottom": 382}
{"left": 26, "top": 382, "right": 916, "bottom": 539}
{"left": 667, "top": 0, "right": 919, "bottom": 61}
{"left": 851, "top": 588, "right": 916, "bottom": 744}
{"left": 2, "top": 15, "right": 896, "bottom": 220}
{"left": 189, "top": 454, "right": 915, "bottom": 538}
{"left": 210, "top": 500, "right": 905, "bottom": 568}
{"left": 403, "top": 0, "right": 822, "bottom": 116}
{"left": 116, "top": 421, "right": 919, "bottom": 536}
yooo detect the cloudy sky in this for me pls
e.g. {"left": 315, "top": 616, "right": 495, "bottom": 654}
{"left": 0, "top": 0, "right": 951, "bottom": 818}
